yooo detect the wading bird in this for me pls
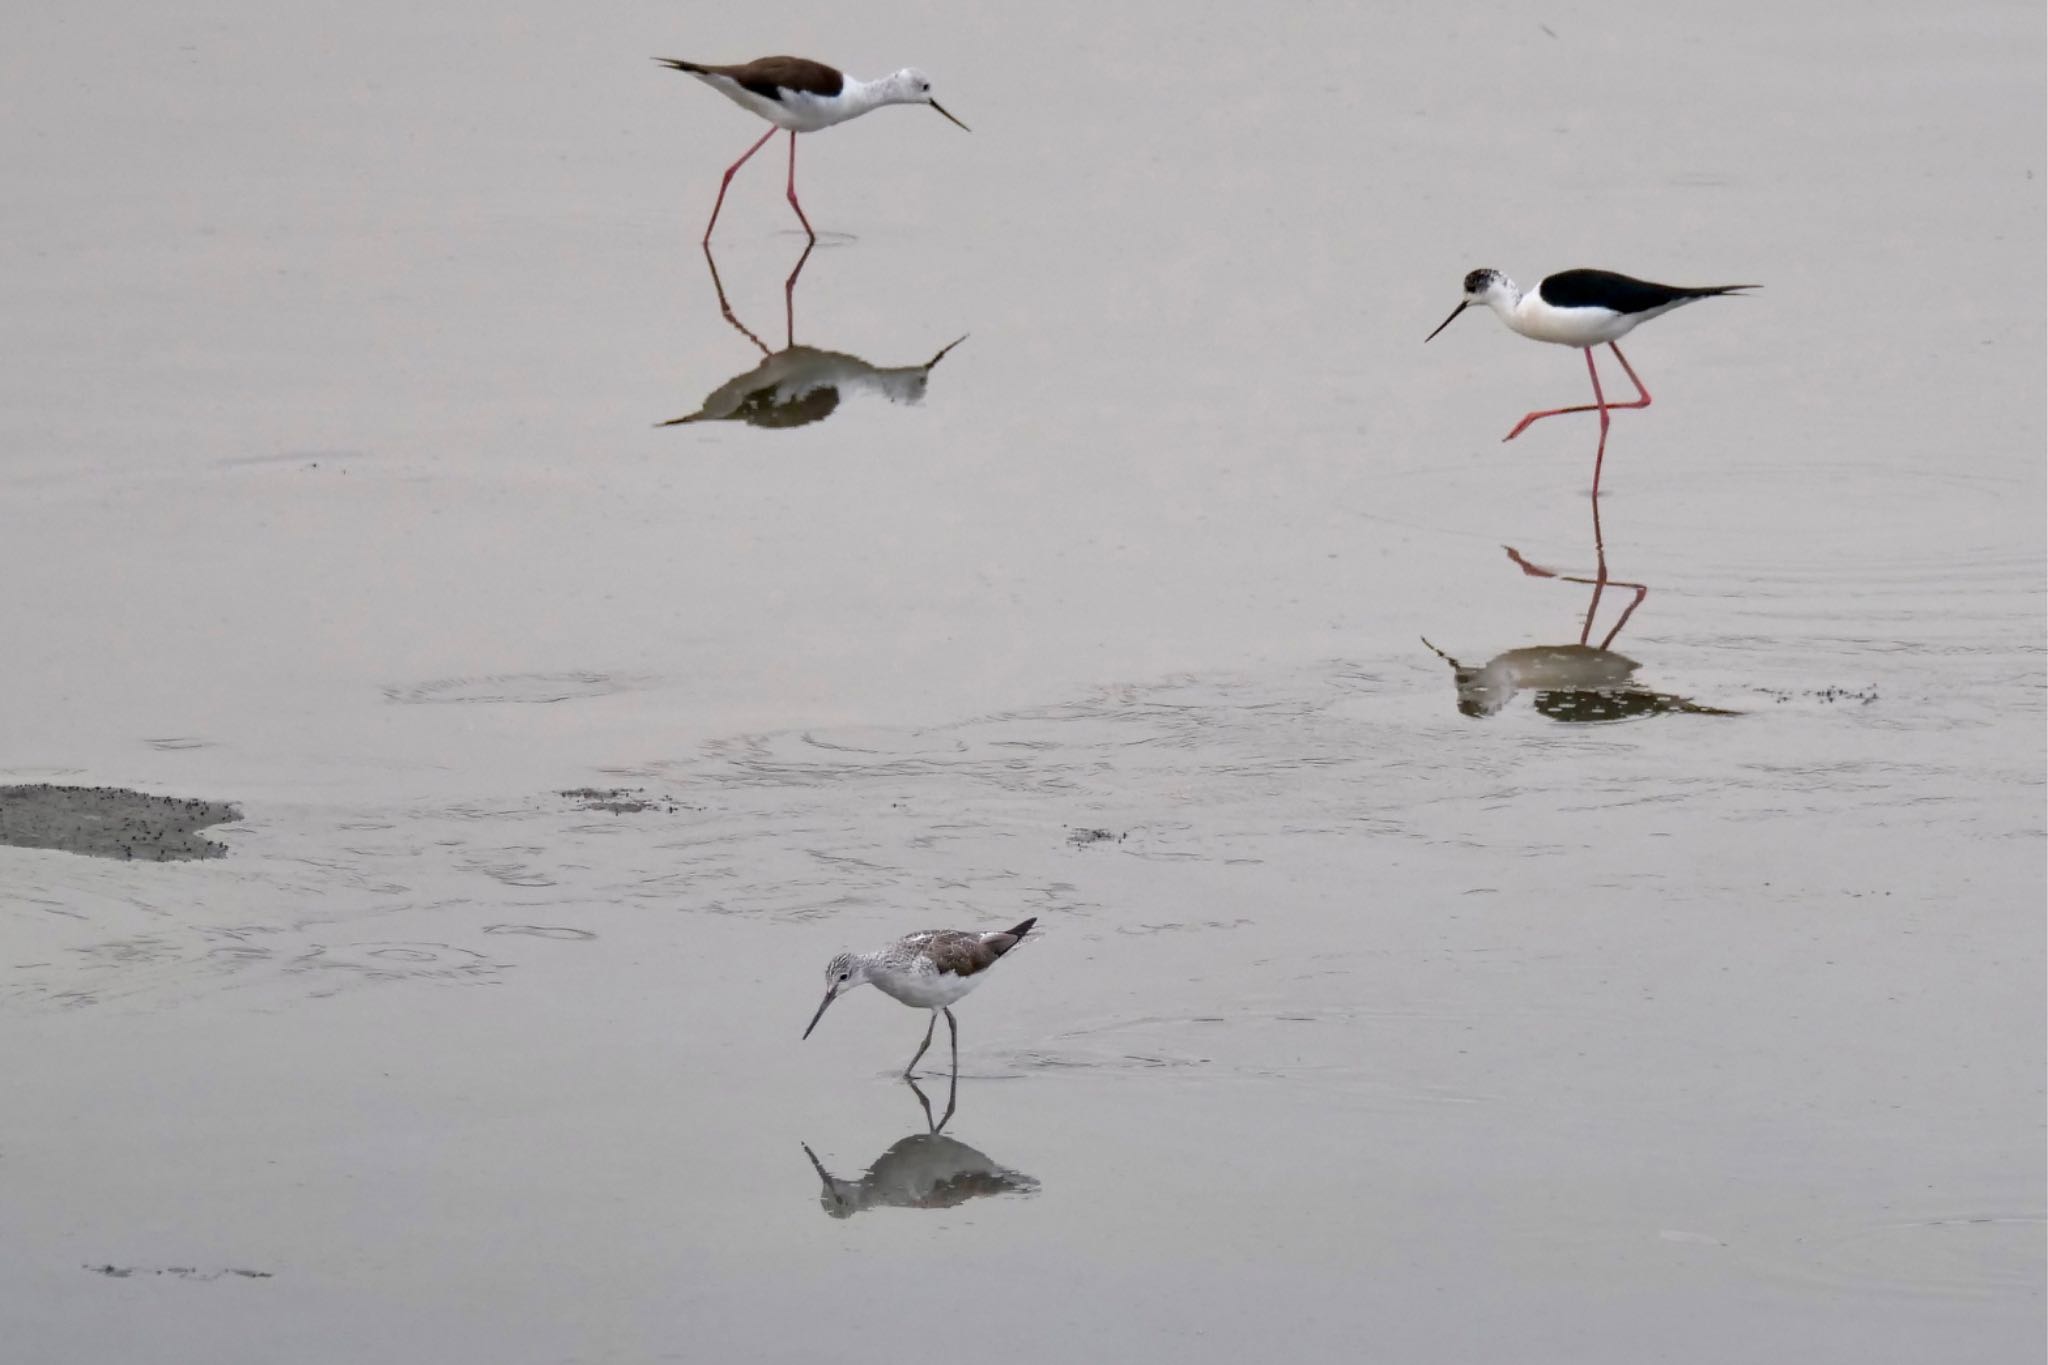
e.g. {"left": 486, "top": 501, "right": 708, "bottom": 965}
{"left": 1426, "top": 268, "right": 1756, "bottom": 496}
{"left": 803, "top": 918, "right": 1034, "bottom": 1078}
{"left": 657, "top": 55, "right": 969, "bottom": 243}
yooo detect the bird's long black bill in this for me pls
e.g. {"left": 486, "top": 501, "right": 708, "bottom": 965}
{"left": 930, "top": 99, "right": 970, "bottom": 132}
{"left": 802, "top": 989, "right": 836, "bottom": 1039}
{"left": 1424, "top": 301, "right": 1470, "bottom": 343}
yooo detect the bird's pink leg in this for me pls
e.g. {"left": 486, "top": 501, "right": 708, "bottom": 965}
{"left": 784, "top": 131, "right": 817, "bottom": 242}
{"left": 1502, "top": 342, "right": 1652, "bottom": 442}
{"left": 703, "top": 127, "right": 777, "bottom": 245}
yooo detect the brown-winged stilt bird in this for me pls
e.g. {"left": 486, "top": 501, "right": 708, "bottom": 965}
{"left": 656, "top": 56, "right": 969, "bottom": 243}
{"left": 658, "top": 242, "right": 967, "bottom": 429}
{"left": 1426, "top": 268, "right": 1756, "bottom": 496}
{"left": 803, "top": 918, "right": 1034, "bottom": 1078}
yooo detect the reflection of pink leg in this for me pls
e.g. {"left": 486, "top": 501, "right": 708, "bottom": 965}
{"left": 1502, "top": 342, "right": 1652, "bottom": 444}
{"left": 1593, "top": 576, "right": 1648, "bottom": 650}
{"left": 1579, "top": 486, "right": 1610, "bottom": 643}
{"left": 701, "top": 242, "right": 770, "bottom": 355}
{"left": 785, "top": 131, "right": 816, "bottom": 241}
{"left": 781, "top": 237, "right": 814, "bottom": 350}
{"left": 703, "top": 127, "right": 777, "bottom": 245}
{"left": 1504, "top": 524, "right": 1648, "bottom": 650}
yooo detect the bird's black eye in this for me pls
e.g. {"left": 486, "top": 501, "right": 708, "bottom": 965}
{"left": 837, "top": 972, "right": 849, "bottom": 981}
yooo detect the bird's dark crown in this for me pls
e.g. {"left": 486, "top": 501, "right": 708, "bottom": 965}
{"left": 1463, "top": 268, "right": 1503, "bottom": 295}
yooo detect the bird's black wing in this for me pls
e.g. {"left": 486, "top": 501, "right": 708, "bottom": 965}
{"left": 1540, "top": 269, "right": 1754, "bottom": 314}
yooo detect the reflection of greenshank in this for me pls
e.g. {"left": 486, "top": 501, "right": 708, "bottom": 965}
{"left": 801, "top": 1083, "right": 1039, "bottom": 1218}
{"left": 655, "top": 56, "right": 969, "bottom": 243}
{"left": 803, "top": 918, "right": 1035, "bottom": 1078}
{"left": 1426, "top": 268, "right": 1756, "bottom": 497}
{"left": 661, "top": 243, "right": 965, "bottom": 430}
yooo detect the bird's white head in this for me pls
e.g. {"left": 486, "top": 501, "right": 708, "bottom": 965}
{"left": 803, "top": 951, "right": 870, "bottom": 1039}
{"left": 881, "top": 68, "right": 970, "bottom": 131}
{"left": 1425, "top": 268, "right": 1517, "bottom": 341}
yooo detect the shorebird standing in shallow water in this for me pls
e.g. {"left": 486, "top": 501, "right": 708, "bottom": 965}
{"left": 1426, "top": 268, "right": 1757, "bottom": 497}
{"left": 656, "top": 56, "right": 970, "bottom": 243}
{"left": 803, "top": 918, "right": 1034, "bottom": 1078}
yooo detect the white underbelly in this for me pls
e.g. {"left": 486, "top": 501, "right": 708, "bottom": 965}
{"left": 1510, "top": 300, "right": 1637, "bottom": 347}
{"left": 773, "top": 92, "right": 845, "bottom": 133}
{"left": 876, "top": 973, "right": 979, "bottom": 1009}
{"left": 701, "top": 76, "right": 818, "bottom": 132}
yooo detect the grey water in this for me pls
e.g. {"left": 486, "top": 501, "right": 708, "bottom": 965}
{"left": 1, "top": 1, "right": 2041, "bottom": 1361}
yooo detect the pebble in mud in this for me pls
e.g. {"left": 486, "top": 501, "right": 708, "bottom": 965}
{"left": 0, "top": 784, "right": 240, "bottom": 861}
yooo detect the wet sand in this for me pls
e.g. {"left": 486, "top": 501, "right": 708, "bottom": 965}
{"left": 1, "top": 1, "right": 2042, "bottom": 1361}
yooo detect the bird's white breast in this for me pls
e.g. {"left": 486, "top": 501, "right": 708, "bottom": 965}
{"left": 872, "top": 966, "right": 980, "bottom": 1009}
{"left": 773, "top": 91, "right": 852, "bottom": 134}
{"left": 1508, "top": 295, "right": 1636, "bottom": 347}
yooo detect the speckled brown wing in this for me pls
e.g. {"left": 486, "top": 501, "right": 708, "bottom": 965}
{"left": 926, "top": 917, "right": 1035, "bottom": 978}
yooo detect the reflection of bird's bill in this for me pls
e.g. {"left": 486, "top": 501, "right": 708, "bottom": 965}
{"left": 929, "top": 99, "right": 970, "bottom": 132}
{"left": 802, "top": 987, "right": 836, "bottom": 1039}
{"left": 1425, "top": 301, "right": 1470, "bottom": 342}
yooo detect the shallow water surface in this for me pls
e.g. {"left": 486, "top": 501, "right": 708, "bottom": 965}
{"left": 1, "top": 1, "right": 2042, "bottom": 1361}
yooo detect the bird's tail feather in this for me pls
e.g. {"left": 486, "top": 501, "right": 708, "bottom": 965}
{"left": 653, "top": 57, "right": 705, "bottom": 75}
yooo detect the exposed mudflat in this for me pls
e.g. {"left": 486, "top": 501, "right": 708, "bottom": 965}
{"left": 0, "top": 785, "right": 240, "bottom": 861}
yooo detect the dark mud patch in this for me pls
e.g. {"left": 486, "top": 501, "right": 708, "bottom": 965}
{"left": 84, "top": 1264, "right": 272, "bottom": 1281}
{"left": 561, "top": 786, "right": 683, "bottom": 815}
{"left": 1066, "top": 827, "right": 1125, "bottom": 848}
{"left": 1759, "top": 685, "right": 1880, "bottom": 705}
{"left": 0, "top": 785, "right": 240, "bottom": 861}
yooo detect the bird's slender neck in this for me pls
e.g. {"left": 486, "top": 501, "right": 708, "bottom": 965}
{"left": 838, "top": 75, "right": 901, "bottom": 114}
{"left": 1483, "top": 278, "right": 1527, "bottom": 322}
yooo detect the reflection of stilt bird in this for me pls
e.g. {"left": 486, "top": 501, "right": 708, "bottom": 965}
{"left": 655, "top": 56, "right": 969, "bottom": 244}
{"left": 1423, "top": 498, "right": 1736, "bottom": 721}
{"left": 803, "top": 918, "right": 1035, "bottom": 1079}
{"left": 800, "top": 1082, "right": 1039, "bottom": 1219}
{"left": 660, "top": 243, "right": 965, "bottom": 430}
{"left": 1426, "top": 268, "right": 1756, "bottom": 498}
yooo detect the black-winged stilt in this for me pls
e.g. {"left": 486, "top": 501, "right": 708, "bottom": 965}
{"left": 1427, "top": 268, "right": 1756, "bottom": 496}
{"left": 656, "top": 56, "right": 969, "bottom": 243}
